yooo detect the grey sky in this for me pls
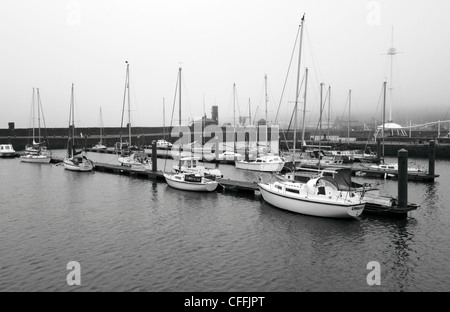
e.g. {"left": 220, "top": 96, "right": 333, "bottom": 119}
{"left": 1, "top": 0, "right": 449, "bottom": 129}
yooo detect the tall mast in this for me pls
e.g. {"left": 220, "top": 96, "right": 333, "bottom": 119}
{"left": 178, "top": 67, "right": 182, "bottom": 165}
{"left": 348, "top": 89, "right": 351, "bottom": 145}
{"left": 264, "top": 74, "right": 268, "bottom": 153}
{"left": 248, "top": 98, "right": 251, "bottom": 126}
{"left": 37, "top": 88, "right": 41, "bottom": 144}
{"left": 318, "top": 83, "right": 324, "bottom": 170}
{"left": 388, "top": 27, "right": 394, "bottom": 122}
{"left": 382, "top": 81, "right": 387, "bottom": 158}
{"left": 202, "top": 93, "right": 206, "bottom": 146}
{"left": 179, "top": 68, "right": 182, "bottom": 129}
{"left": 301, "top": 67, "right": 308, "bottom": 149}
{"left": 120, "top": 61, "right": 129, "bottom": 146}
{"left": 99, "top": 106, "right": 103, "bottom": 143}
{"left": 127, "top": 63, "right": 131, "bottom": 145}
{"left": 163, "top": 98, "right": 166, "bottom": 141}
{"left": 32, "top": 88, "right": 35, "bottom": 143}
{"left": 385, "top": 26, "right": 402, "bottom": 123}
{"left": 327, "top": 85, "right": 331, "bottom": 139}
{"left": 233, "top": 82, "right": 236, "bottom": 152}
{"left": 294, "top": 14, "right": 305, "bottom": 157}
{"left": 71, "top": 83, "right": 75, "bottom": 157}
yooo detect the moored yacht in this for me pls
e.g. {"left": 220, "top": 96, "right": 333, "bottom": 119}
{"left": 235, "top": 155, "right": 285, "bottom": 172}
{"left": 258, "top": 177, "right": 365, "bottom": 218}
{"left": 0, "top": 144, "right": 16, "bottom": 158}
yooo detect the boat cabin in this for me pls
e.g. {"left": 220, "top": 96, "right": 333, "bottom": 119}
{"left": 182, "top": 174, "right": 203, "bottom": 183}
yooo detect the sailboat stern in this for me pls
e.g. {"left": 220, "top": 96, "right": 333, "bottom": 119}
{"left": 346, "top": 204, "right": 365, "bottom": 217}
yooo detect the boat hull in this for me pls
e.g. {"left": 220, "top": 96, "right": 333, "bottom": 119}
{"left": 258, "top": 183, "right": 364, "bottom": 218}
{"left": 20, "top": 155, "right": 52, "bottom": 163}
{"left": 63, "top": 159, "right": 94, "bottom": 172}
{"left": 0, "top": 152, "right": 16, "bottom": 158}
{"left": 235, "top": 161, "right": 284, "bottom": 172}
{"left": 92, "top": 145, "right": 107, "bottom": 150}
{"left": 164, "top": 174, "right": 218, "bottom": 192}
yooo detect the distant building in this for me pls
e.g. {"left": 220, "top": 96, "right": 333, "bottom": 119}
{"left": 189, "top": 106, "right": 219, "bottom": 128}
{"left": 257, "top": 119, "right": 267, "bottom": 126}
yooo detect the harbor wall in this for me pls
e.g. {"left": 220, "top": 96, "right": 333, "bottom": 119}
{"left": 1, "top": 126, "right": 449, "bottom": 158}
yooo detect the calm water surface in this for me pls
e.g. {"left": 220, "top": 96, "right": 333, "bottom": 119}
{"left": 0, "top": 151, "right": 449, "bottom": 291}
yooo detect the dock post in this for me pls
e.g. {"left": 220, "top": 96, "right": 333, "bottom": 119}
{"left": 376, "top": 138, "right": 381, "bottom": 163}
{"left": 152, "top": 140, "right": 157, "bottom": 172}
{"left": 398, "top": 149, "right": 408, "bottom": 208}
{"left": 428, "top": 140, "right": 435, "bottom": 177}
{"left": 245, "top": 132, "right": 249, "bottom": 162}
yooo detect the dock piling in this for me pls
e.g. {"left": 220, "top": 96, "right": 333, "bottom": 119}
{"left": 245, "top": 132, "right": 249, "bottom": 162}
{"left": 376, "top": 138, "right": 382, "bottom": 163}
{"left": 429, "top": 140, "right": 435, "bottom": 177}
{"left": 152, "top": 140, "right": 157, "bottom": 172}
{"left": 398, "top": 149, "right": 408, "bottom": 208}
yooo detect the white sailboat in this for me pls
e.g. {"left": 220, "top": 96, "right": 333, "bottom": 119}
{"left": 173, "top": 156, "right": 222, "bottom": 179}
{"left": 164, "top": 172, "right": 218, "bottom": 192}
{"left": 258, "top": 15, "right": 365, "bottom": 219}
{"left": 93, "top": 107, "right": 107, "bottom": 150}
{"left": 164, "top": 67, "right": 218, "bottom": 192}
{"left": 20, "top": 88, "right": 52, "bottom": 164}
{"left": 258, "top": 178, "right": 365, "bottom": 218}
{"left": 235, "top": 75, "right": 286, "bottom": 172}
{"left": 63, "top": 84, "right": 94, "bottom": 172}
{"left": 117, "top": 61, "right": 151, "bottom": 171}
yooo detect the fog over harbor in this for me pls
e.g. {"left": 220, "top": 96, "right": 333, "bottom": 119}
{"left": 1, "top": 0, "right": 449, "bottom": 129}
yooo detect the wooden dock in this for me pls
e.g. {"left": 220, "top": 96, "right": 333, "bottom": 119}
{"left": 91, "top": 162, "right": 261, "bottom": 192}
{"left": 84, "top": 147, "right": 238, "bottom": 164}
{"left": 93, "top": 162, "right": 165, "bottom": 180}
{"left": 297, "top": 164, "right": 439, "bottom": 182}
{"left": 216, "top": 178, "right": 259, "bottom": 192}
{"left": 350, "top": 165, "right": 439, "bottom": 182}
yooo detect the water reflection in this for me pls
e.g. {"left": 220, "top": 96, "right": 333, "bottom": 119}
{"left": 387, "top": 218, "right": 418, "bottom": 291}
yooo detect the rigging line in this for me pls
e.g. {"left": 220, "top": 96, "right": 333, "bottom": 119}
{"left": 306, "top": 87, "right": 320, "bottom": 130}
{"left": 339, "top": 92, "right": 350, "bottom": 122}
{"left": 129, "top": 74, "right": 141, "bottom": 127}
{"left": 38, "top": 91, "right": 51, "bottom": 150}
{"left": 283, "top": 73, "right": 306, "bottom": 150}
{"left": 27, "top": 89, "right": 34, "bottom": 144}
{"left": 67, "top": 85, "right": 72, "bottom": 137}
{"left": 120, "top": 63, "right": 129, "bottom": 143}
{"left": 365, "top": 86, "right": 384, "bottom": 148}
{"left": 275, "top": 24, "right": 301, "bottom": 123}
{"left": 312, "top": 86, "right": 329, "bottom": 136}
{"left": 228, "top": 85, "right": 234, "bottom": 125}
{"left": 180, "top": 73, "right": 192, "bottom": 124}
{"left": 393, "top": 59, "right": 403, "bottom": 123}
{"left": 373, "top": 83, "right": 384, "bottom": 123}
{"left": 235, "top": 84, "right": 242, "bottom": 122}
{"left": 164, "top": 70, "right": 180, "bottom": 173}
{"left": 305, "top": 25, "right": 323, "bottom": 92}
{"left": 443, "top": 106, "right": 450, "bottom": 121}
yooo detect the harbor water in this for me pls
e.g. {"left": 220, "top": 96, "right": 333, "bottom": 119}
{"left": 0, "top": 151, "right": 449, "bottom": 291}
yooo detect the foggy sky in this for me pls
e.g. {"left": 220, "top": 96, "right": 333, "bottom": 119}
{"left": 1, "top": 0, "right": 449, "bottom": 129}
